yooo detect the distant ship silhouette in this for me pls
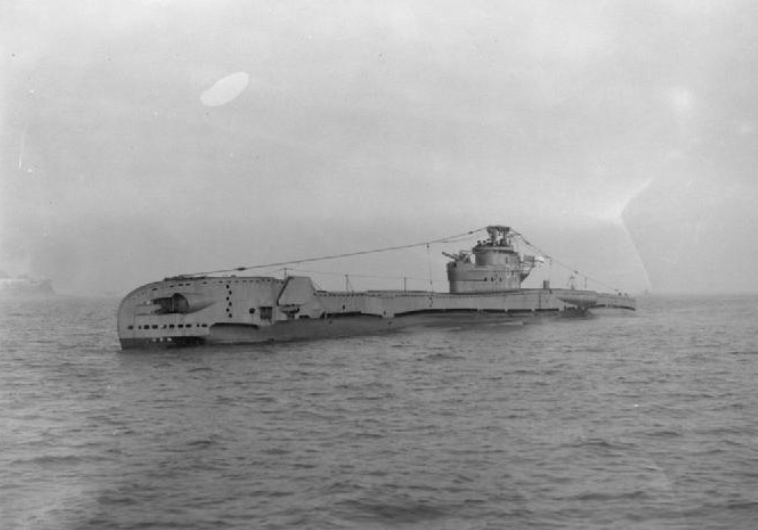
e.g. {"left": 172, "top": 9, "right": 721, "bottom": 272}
{"left": 0, "top": 271, "right": 55, "bottom": 296}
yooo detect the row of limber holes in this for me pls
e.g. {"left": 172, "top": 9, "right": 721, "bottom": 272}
{"left": 128, "top": 323, "right": 209, "bottom": 330}
{"left": 154, "top": 278, "right": 278, "bottom": 290}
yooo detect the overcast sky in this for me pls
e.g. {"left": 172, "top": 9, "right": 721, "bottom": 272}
{"left": 2, "top": 0, "right": 757, "bottom": 295}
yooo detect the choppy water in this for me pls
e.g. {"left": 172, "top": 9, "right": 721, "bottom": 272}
{"left": 2, "top": 295, "right": 758, "bottom": 529}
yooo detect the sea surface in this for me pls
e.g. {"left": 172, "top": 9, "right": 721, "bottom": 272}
{"left": 1, "top": 294, "right": 758, "bottom": 529}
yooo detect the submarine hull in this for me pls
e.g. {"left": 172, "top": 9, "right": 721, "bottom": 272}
{"left": 117, "top": 275, "right": 635, "bottom": 349}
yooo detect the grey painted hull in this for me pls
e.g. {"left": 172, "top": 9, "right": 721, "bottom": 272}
{"left": 117, "top": 225, "right": 637, "bottom": 350}
{"left": 118, "top": 307, "right": 578, "bottom": 349}
{"left": 117, "top": 275, "right": 635, "bottom": 350}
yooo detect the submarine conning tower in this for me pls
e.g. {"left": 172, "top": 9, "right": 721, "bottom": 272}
{"left": 445, "top": 225, "right": 539, "bottom": 294}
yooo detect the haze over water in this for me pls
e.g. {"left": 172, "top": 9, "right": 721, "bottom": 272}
{"left": 3, "top": 295, "right": 758, "bottom": 529}
{"left": 4, "top": 1, "right": 758, "bottom": 295}
{"left": 3, "top": 3, "right": 758, "bottom": 527}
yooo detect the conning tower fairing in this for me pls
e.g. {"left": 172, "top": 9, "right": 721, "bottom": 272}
{"left": 445, "top": 225, "right": 541, "bottom": 293}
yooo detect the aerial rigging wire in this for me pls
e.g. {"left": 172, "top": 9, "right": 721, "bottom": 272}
{"left": 170, "top": 225, "right": 627, "bottom": 294}
{"left": 170, "top": 227, "right": 488, "bottom": 279}
{"left": 512, "top": 230, "right": 623, "bottom": 293}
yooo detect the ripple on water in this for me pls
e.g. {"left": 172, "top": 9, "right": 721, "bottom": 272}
{"left": 3, "top": 295, "right": 758, "bottom": 529}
